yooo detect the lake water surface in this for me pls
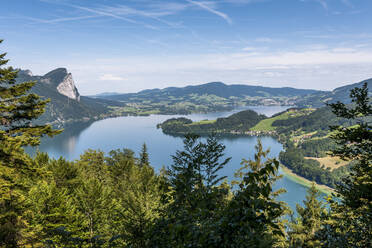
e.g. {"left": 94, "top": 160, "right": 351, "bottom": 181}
{"left": 34, "top": 106, "right": 314, "bottom": 212}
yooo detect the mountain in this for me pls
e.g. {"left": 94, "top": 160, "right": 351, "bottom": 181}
{"left": 94, "top": 82, "right": 324, "bottom": 114}
{"left": 296, "top": 78, "right": 372, "bottom": 107}
{"left": 99, "top": 82, "right": 323, "bottom": 102}
{"left": 17, "top": 68, "right": 123, "bottom": 127}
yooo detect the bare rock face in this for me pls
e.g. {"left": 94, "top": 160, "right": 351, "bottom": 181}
{"left": 56, "top": 73, "right": 80, "bottom": 101}
{"left": 23, "top": 69, "right": 33, "bottom": 76}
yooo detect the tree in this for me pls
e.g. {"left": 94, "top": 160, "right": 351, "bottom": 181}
{"left": 288, "top": 183, "right": 326, "bottom": 248}
{"left": 139, "top": 143, "right": 150, "bottom": 167}
{"left": 106, "top": 148, "right": 164, "bottom": 248}
{"left": 218, "top": 140, "right": 287, "bottom": 247}
{"left": 0, "top": 39, "right": 59, "bottom": 247}
{"left": 319, "top": 82, "right": 372, "bottom": 247}
{"left": 148, "top": 134, "right": 231, "bottom": 247}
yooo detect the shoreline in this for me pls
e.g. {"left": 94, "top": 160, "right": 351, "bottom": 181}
{"left": 280, "top": 164, "right": 335, "bottom": 195}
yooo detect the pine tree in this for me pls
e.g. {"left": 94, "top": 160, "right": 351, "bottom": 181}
{"left": 288, "top": 183, "right": 326, "bottom": 248}
{"left": 148, "top": 134, "right": 231, "bottom": 247}
{"left": 107, "top": 148, "right": 164, "bottom": 247}
{"left": 218, "top": 140, "right": 287, "bottom": 247}
{"left": 139, "top": 143, "right": 150, "bottom": 167}
{"left": 0, "top": 39, "right": 60, "bottom": 247}
{"left": 319, "top": 82, "right": 372, "bottom": 247}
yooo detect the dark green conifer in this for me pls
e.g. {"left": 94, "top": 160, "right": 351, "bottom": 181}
{"left": 0, "top": 39, "right": 60, "bottom": 247}
{"left": 288, "top": 183, "right": 326, "bottom": 247}
{"left": 319, "top": 83, "right": 372, "bottom": 247}
{"left": 218, "top": 140, "right": 287, "bottom": 247}
{"left": 139, "top": 143, "right": 150, "bottom": 167}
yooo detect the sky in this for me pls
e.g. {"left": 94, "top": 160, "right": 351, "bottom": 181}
{"left": 1, "top": 0, "right": 372, "bottom": 95}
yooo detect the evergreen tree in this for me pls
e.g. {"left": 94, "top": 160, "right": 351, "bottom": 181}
{"left": 139, "top": 143, "right": 150, "bottom": 167}
{"left": 24, "top": 153, "right": 81, "bottom": 246}
{"left": 218, "top": 140, "right": 287, "bottom": 247}
{"left": 319, "top": 83, "right": 372, "bottom": 247}
{"left": 0, "top": 39, "right": 59, "bottom": 247}
{"left": 109, "top": 150, "right": 164, "bottom": 248}
{"left": 288, "top": 183, "right": 326, "bottom": 247}
{"left": 148, "top": 134, "right": 231, "bottom": 247}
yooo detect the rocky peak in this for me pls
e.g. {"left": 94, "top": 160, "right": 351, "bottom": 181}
{"left": 56, "top": 72, "right": 80, "bottom": 102}
{"left": 21, "top": 69, "right": 33, "bottom": 76}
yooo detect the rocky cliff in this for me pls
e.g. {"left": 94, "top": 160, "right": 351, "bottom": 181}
{"left": 16, "top": 68, "right": 122, "bottom": 126}
{"left": 56, "top": 72, "right": 80, "bottom": 101}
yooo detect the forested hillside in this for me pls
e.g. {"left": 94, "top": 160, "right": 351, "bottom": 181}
{"left": 296, "top": 78, "right": 372, "bottom": 107}
{"left": 16, "top": 69, "right": 123, "bottom": 126}
{"left": 158, "top": 103, "right": 372, "bottom": 188}
{"left": 158, "top": 110, "right": 266, "bottom": 135}
{"left": 94, "top": 82, "right": 322, "bottom": 114}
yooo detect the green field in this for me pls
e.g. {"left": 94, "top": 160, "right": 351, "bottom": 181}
{"left": 188, "top": 119, "right": 216, "bottom": 126}
{"left": 250, "top": 112, "right": 291, "bottom": 131}
{"left": 250, "top": 108, "right": 315, "bottom": 132}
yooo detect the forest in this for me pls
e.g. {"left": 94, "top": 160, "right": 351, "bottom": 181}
{"left": 158, "top": 101, "right": 372, "bottom": 189}
{"left": 1, "top": 40, "right": 371, "bottom": 247}
{"left": 158, "top": 110, "right": 266, "bottom": 135}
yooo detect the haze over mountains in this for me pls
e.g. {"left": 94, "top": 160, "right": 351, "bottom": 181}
{"left": 95, "top": 82, "right": 322, "bottom": 101}
{"left": 17, "top": 67, "right": 372, "bottom": 126}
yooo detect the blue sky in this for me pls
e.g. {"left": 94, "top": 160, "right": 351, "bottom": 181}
{"left": 2, "top": 0, "right": 372, "bottom": 94}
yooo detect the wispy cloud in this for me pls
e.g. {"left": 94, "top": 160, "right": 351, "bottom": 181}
{"left": 38, "top": 1, "right": 160, "bottom": 29}
{"left": 28, "top": 15, "right": 98, "bottom": 24}
{"left": 98, "top": 4, "right": 182, "bottom": 28}
{"left": 186, "top": 0, "right": 232, "bottom": 24}
{"left": 70, "top": 5, "right": 139, "bottom": 25}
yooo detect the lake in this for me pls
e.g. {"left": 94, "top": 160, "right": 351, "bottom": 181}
{"left": 33, "top": 105, "right": 315, "bottom": 212}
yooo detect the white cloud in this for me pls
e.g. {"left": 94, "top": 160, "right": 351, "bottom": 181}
{"left": 18, "top": 46, "right": 372, "bottom": 94}
{"left": 99, "top": 74, "right": 126, "bottom": 81}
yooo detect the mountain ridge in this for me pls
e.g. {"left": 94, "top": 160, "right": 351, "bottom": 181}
{"left": 17, "top": 68, "right": 122, "bottom": 127}
{"left": 98, "top": 81, "right": 324, "bottom": 101}
{"left": 296, "top": 78, "right": 372, "bottom": 107}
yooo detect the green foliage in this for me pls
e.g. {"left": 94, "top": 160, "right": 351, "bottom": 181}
{"left": 279, "top": 145, "right": 340, "bottom": 187}
{"left": 148, "top": 135, "right": 231, "bottom": 247}
{"left": 218, "top": 140, "right": 287, "bottom": 247}
{"left": 318, "top": 82, "right": 372, "bottom": 247}
{"left": 273, "top": 106, "right": 354, "bottom": 135}
{"left": 16, "top": 68, "right": 122, "bottom": 127}
{"left": 159, "top": 110, "right": 266, "bottom": 135}
{"left": 296, "top": 79, "right": 372, "bottom": 108}
{"left": 288, "top": 184, "right": 326, "bottom": 247}
{"left": 0, "top": 40, "right": 60, "bottom": 247}
{"left": 139, "top": 143, "right": 150, "bottom": 167}
{"left": 23, "top": 148, "right": 166, "bottom": 248}
{"left": 298, "top": 138, "right": 336, "bottom": 158}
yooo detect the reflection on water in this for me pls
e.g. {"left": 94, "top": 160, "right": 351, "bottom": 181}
{"left": 29, "top": 121, "right": 94, "bottom": 158}
{"left": 29, "top": 105, "right": 321, "bottom": 211}
{"left": 34, "top": 105, "right": 291, "bottom": 160}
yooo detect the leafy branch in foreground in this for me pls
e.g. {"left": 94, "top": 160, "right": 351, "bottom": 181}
{"left": 219, "top": 140, "right": 287, "bottom": 247}
{"left": 318, "top": 82, "right": 372, "bottom": 247}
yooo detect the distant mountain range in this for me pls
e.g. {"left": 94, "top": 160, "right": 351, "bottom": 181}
{"left": 17, "top": 67, "right": 372, "bottom": 126}
{"left": 97, "top": 82, "right": 322, "bottom": 102}
{"left": 296, "top": 78, "right": 372, "bottom": 107}
{"left": 17, "top": 68, "right": 123, "bottom": 127}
